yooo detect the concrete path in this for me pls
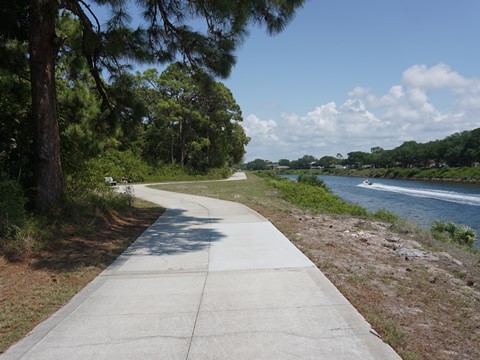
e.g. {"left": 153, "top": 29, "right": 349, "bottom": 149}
{"left": 2, "top": 174, "right": 401, "bottom": 359}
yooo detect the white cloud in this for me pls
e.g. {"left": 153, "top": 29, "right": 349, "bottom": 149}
{"left": 242, "top": 63, "right": 480, "bottom": 161}
{"left": 243, "top": 114, "right": 278, "bottom": 140}
{"left": 402, "top": 63, "right": 470, "bottom": 90}
{"left": 348, "top": 86, "right": 369, "bottom": 97}
{"left": 407, "top": 88, "right": 428, "bottom": 109}
{"left": 304, "top": 102, "right": 338, "bottom": 133}
{"left": 241, "top": 114, "right": 281, "bottom": 160}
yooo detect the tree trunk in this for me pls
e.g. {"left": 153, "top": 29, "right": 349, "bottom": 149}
{"left": 180, "top": 120, "right": 185, "bottom": 167}
{"left": 29, "top": 0, "right": 64, "bottom": 207}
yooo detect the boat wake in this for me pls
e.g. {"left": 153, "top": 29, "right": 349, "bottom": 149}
{"left": 358, "top": 182, "right": 480, "bottom": 206}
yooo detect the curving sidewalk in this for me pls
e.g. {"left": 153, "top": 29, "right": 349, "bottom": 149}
{"left": 2, "top": 174, "right": 401, "bottom": 359}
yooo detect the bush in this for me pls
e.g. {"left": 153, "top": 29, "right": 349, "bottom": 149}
{"left": 3, "top": 217, "right": 49, "bottom": 259}
{"left": 297, "top": 174, "right": 327, "bottom": 188}
{"left": 453, "top": 226, "right": 477, "bottom": 247}
{"left": 431, "top": 220, "right": 477, "bottom": 247}
{"left": 0, "top": 178, "right": 27, "bottom": 239}
{"left": 0, "top": 177, "right": 49, "bottom": 259}
{"left": 84, "top": 149, "right": 151, "bottom": 183}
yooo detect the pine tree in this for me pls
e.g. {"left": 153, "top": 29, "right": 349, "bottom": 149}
{"left": 4, "top": 0, "right": 305, "bottom": 207}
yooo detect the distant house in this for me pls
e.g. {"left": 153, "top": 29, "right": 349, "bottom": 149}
{"left": 275, "top": 165, "right": 290, "bottom": 170}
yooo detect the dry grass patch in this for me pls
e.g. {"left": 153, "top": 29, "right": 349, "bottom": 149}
{"left": 0, "top": 200, "right": 164, "bottom": 353}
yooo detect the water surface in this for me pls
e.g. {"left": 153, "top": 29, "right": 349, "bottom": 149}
{"left": 284, "top": 174, "right": 480, "bottom": 248}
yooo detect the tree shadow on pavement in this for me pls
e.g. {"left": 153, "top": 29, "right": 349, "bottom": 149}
{"left": 106, "top": 208, "right": 225, "bottom": 269}
{"left": 31, "top": 207, "right": 223, "bottom": 272}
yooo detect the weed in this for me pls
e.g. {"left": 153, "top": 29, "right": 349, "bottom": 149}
{"left": 453, "top": 271, "right": 467, "bottom": 280}
{"left": 372, "top": 208, "right": 399, "bottom": 222}
{"left": 389, "top": 218, "right": 420, "bottom": 235}
{"left": 319, "top": 261, "right": 335, "bottom": 270}
{"left": 346, "top": 274, "right": 368, "bottom": 284}
{"left": 401, "top": 351, "right": 423, "bottom": 360}
{"left": 0, "top": 177, "right": 52, "bottom": 260}
{"left": 368, "top": 312, "right": 408, "bottom": 350}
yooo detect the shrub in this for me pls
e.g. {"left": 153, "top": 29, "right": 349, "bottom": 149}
{"left": 4, "top": 217, "right": 49, "bottom": 259}
{"left": 297, "top": 174, "right": 327, "bottom": 188}
{"left": 431, "top": 220, "right": 477, "bottom": 247}
{"left": 0, "top": 177, "right": 50, "bottom": 259}
{"left": 453, "top": 226, "right": 476, "bottom": 247}
{"left": 0, "top": 178, "right": 27, "bottom": 239}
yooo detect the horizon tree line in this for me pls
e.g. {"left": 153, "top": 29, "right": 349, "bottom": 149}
{"left": 243, "top": 127, "right": 480, "bottom": 170}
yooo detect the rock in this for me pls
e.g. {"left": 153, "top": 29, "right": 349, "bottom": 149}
{"left": 396, "top": 247, "right": 428, "bottom": 258}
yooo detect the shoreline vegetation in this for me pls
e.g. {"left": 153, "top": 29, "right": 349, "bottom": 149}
{"left": 1, "top": 171, "right": 479, "bottom": 359}
{"left": 279, "top": 166, "right": 480, "bottom": 184}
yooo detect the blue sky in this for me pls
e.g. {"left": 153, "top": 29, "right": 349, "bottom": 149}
{"left": 87, "top": 0, "right": 480, "bottom": 162}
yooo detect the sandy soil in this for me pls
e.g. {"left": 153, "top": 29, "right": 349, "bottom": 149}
{"left": 268, "top": 210, "right": 480, "bottom": 360}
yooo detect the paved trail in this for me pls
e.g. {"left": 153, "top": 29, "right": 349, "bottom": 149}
{"left": 2, "top": 174, "right": 400, "bottom": 359}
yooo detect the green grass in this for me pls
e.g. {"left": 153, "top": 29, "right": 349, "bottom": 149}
{"left": 150, "top": 172, "right": 289, "bottom": 214}
{"left": 267, "top": 176, "right": 368, "bottom": 216}
{"left": 151, "top": 171, "right": 370, "bottom": 218}
{"left": 151, "top": 171, "right": 405, "bottom": 223}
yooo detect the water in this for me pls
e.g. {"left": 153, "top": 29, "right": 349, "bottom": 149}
{"left": 283, "top": 175, "right": 480, "bottom": 248}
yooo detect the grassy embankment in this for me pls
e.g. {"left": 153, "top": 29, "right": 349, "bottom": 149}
{"left": 289, "top": 166, "right": 480, "bottom": 183}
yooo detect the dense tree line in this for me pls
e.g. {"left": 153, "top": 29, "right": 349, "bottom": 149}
{"left": 137, "top": 64, "right": 249, "bottom": 171}
{"left": 245, "top": 128, "right": 480, "bottom": 170}
{"left": 1, "top": 17, "right": 249, "bottom": 194}
{"left": 343, "top": 129, "right": 480, "bottom": 169}
{"left": 0, "top": 0, "right": 305, "bottom": 208}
